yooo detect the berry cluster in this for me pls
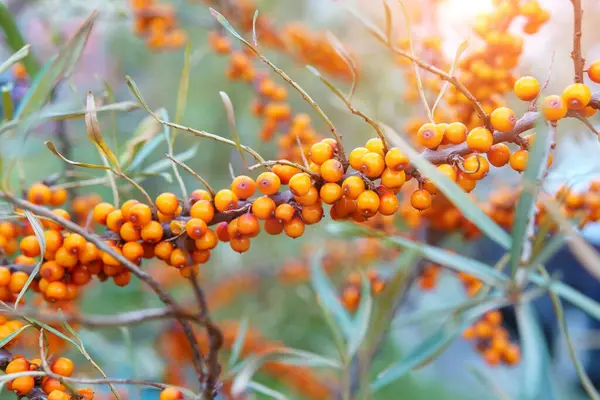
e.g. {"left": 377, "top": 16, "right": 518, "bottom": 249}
{"left": 340, "top": 269, "right": 386, "bottom": 312}
{"left": 130, "top": 0, "right": 187, "bottom": 50}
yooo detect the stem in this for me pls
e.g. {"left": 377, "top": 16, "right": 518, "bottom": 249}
{"left": 570, "top": 0, "right": 585, "bottom": 83}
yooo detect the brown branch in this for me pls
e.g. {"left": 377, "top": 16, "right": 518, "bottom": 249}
{"left": 0, "top": 191, "right": 208, "bottom": 390}
{"left": 570, "top": 0, "right": 585, "bottom": 83}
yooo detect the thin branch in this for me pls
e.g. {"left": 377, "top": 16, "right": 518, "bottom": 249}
{"left": 248, "top": 160, "right": 319, "bottom": 178}
{"left": 166, "top": 154, "right": 216, "bottom": 197}
{"left": 570, "top": 0, "right": 585, "bottom": 83}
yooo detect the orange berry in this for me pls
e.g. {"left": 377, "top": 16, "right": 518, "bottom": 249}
{"left": 27, "top": 183, "right": 51, "bottom": 205}
{"left": 252, "top": 196, "right": 276, "bottom": 220}
{"left": 509, "top": 149, "right": 529, "bottom": 172}
{"left": 295, "top": 186, "right": 319, "bottom": 206}
{"left": 310, "top": 141, "right": 335, "bottom": 164}
{"left": 275, "top": 203, "right": 296, "bottom": 222}
{"left": 467, "top": 127, "right": 493, "bottom": 153}
{"left": 6, "top": 358, "right": 29, "bottom": 373}
{"left": 272, "top": 164, "right": 300, "bottom": 184}
{"left": 55, "top": 246, "right": 79, "bottom": 268}
{"left": 483, "top": 348, "right": 501, "bottom": 366}
{"left": 155, "top": 192, "right": 179, "bottom": 215}
{"left": 141, "top": 221, "right": 164, "bottom": 243}
{"left": 485, "top": 310, "right": 503, "bottom": 326}
{"left": 42, "top": 378, "right": 66, "bottom": 394}
{"left": 348, "top": 147, "right": 369, "bottom": 170}
{"left": 588, "top": 60, "right": 600, "bottom": 83}
{"left": 160, "top": 387, "right": 183, "bottom": 400}
{"left": 444, "top": 122, "right": 468, "bottom": 144}
{"left": 284, "top": 217, "right": 305, "bottom": 238}
{"left": 342, "top": 176, "right": 366, "bottom": 200}
{"left": 51, "top": 357, "right": 74, "bottom": 377}
{"left": 490, "top": 107, "right": 517, "bottom": 132}
{"left": 581, "top": 106, "right": 597, "bottom": 118}
{"left": 46, "top": 209, "right": 70, "bottom": 231}
{"left": 237, "top": 213, "right": 260, "bottom": 236}
{"left": 502, "top": 343, "right": 521, "bottom": 365}
{"left": 44, "top": 230, "right": 63, "bottom": 252}
{"left": 122, "top": 241, "right": 144, "bottom": 263}
{"left": 301, "top": 204, "right": 324, "bottom": 224}
{"left": 289, "top": 173, "right": 313, "bottom": 197}
{"left": 356, "top": 190, "right": 380, "bottom": 216}
{"left": 93, "top": 203, "right": 115, "bottom": 225}
{"left": 360, "top": 152, "right": 385, "bottom": 178}
{"left": 0, "top": 267, "right": 10, "bottom": 286}
{"left": 195, "top": 229, "right": 218, "bottom": 250}
{"left": 71, "top": 266, "right": 91, "bottom": 285}
{"left": 120, "top": 199, "right": 140, "bottom": 221}
{"left": 384, "top": 147, "right": 409, "bottom": 171}
{"left": 120, "top": 221, "right": 141, "bottom": 242}
{"left": 19, "top": 235, "right": 40, "bottom": 257}
{"left": 154, "top": 241, "right": 174, "bottom": 261}
{"left": 562, "top": 83, "right": 591, "bottom": 110}
{"left": 128, "top": 203, "right": 152, "bottom": 226}
{"left": 320, "top": 183, "right": 343, "bottom": 204}
{"left": 106, "top": 209, "right": 125, "bottom": 233}
{"left": 63, "top": 233, "right": 86, "bottom": 254}
{"left": 541, "top": 95, "right": 567, "bottom": 121}
{"left": 256, "top": 172, "right": 281, "bottom": 195}
{"left": 342, "top": 285, "right": 360, "bottom": 312}
{"left": 45, "top": 281, "right": 67, "bottom": 302}
{"left": 365, "top": 137, "right": 385, "bottom": 157}
{"left": 411, "top": 189, "right": 432, "bottom": 211}
{"left": 320, "top": 159, "right": 344, "bottom": 183}
{"left": 12, "top": 376, "right": 34, "bottom": 395}
{"left": 437, "top": 164, "right": 457, "bottom": 181}
{"left": 264, "top": 217, "right": 284, "bottom": 235}
{"left": 41, "top": 261, "right": 65, "bottom": 282}
{"left": 190, "top": 189, "right": 212, "bottom": 204}
{"left": 0, "top": 222, "right": 16, "bottom": 238}
{"left": 378, "top": 192, "right": 400, "bottom": 215}
{"left": 231, "top": 175, "right": 256, "bottom": 199}
{"left": 417, "top": 123, "right": 444, "bottom": 149}
{"left": 186, "top": 218, "right": 208, "bottom": 240}
{"left": 214, "top": 189, "right": 239, "bottom": 212}
{"left": 381, "top": 168, "right": 406, "bottom": 189}
{"left": 230, "top": 236, "right": 251, "bottom": 253}
{"left": 170, "top": 248, "right": 188, "bottom": 268}
{"left": 50, "top": 188, "right": 68, "bottom": 206}
{"left": 514, "top": 76, "right": 540, "bottom": 101}
{"left": 487, "top": 143, "right": 511, "bottom": 167}
{"left": 463, "top": 154, "right": 490, "bottom": 180}
{"left": 190, "top": 200, "right": 215, "bottom": 223}
{"left": 48, "top": 390, "right": 69, "bottom": 400}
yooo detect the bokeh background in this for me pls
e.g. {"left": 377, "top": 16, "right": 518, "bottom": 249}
{"left": 1, "top": 0, "right": 600, "bottom": 398}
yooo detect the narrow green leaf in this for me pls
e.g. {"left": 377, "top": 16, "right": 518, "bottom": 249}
{"left": 381, "top": 124, "right": 512, "bottom": 249}
{"left": 85, "top": 92, "right": 122, "bottom": 173}
{"left": 121, "top": 114, "right": 163, "bottom": 170}
{"left": 0, "top": 44, "right": 30, "bottom": 77}
{"left": 219, "top": 91, "right": 246, "bottom": 168}
{"left": 0, "top": 5, "right": 38, "bottom": 76}
{"left": 45, "top": 141, "right": 112, "bottom": 170}
{"left": 209, "top": 8, "right": 251, "bottom": 46}
{"left": 2, "top": 85, "right": 14, "bottom": 121}
{"left": 325, "top": 31, "right": 357, "bottom": 101}
{"left": 125, "top": 76, "right": 155, "bottom": 116}
{"left": 228, "top": 318, "right": 248, "bottom": 369}
{"left": 516, "top": 304, "right": 558, "bottom": 400}
{"left": 306, "top": 65, "right": 348, "bottom": 102}
{"left": 15, "top": 211, "right": 46, "bottom": 308}
{"left": 310, "top": 250, "right": 354, "bottom": 338}
{"left": 347, "top": 273, "right": 372, "bottom": 359}
{"left": 247, "top": 381, "right": 287, "bottom": 400}
{"left": 0, "top": 323, "right": 31, "bottom": 348}
{"left": 431, "top": 38, "right": 469, "bottom": 115}
{"left": 15, "top": 11, "right": 97, "bottom": 119}
{"left": 175, "top": 43, "right": 191, "bottom": 128}
{"left": 509, "top": 120, "right": 548, "bottom": 276}
{"left": 252, "top": 10, "right": 259, "bottom": 48}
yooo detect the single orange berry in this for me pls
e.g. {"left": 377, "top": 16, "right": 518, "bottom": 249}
{"left": 356, "top": 190, "right": 380, "bottom": 216}
{"left": 562, "top": 83, "right": 591, "bottom": 110}
{"left": 93, "top": 203, "right": 115, "bottom": 225}
{"left": 365, "top": 137, "right": 385, "bottom": 157}
{"left": 214, "top": 189, "right": 239, "bottom": 212}
{"left": 301, "top": 204, "right": 324, "bottom": 224}
{"left": 384, "top": 147, "right": 409, "bottom": 171}
{"left": 41, "top": 261, "right": 65, "bottom": 282}
{"left": 251, "top": 196, "right": 276, "bottom": 220}
{"left": 106, "top": 209, "right": 125, "bottom": 232}
{"left": 284, "top": 217, "right": 305, "bottom": 238}
{"left": 381, "top": 168, "right": 406, "bottom": 189}
{"left": 120, "top": 221, "right": 141, "bottom": 242}
{"left": 320, "top": 159, "right": 344, "bottom": 183}
{"left": 463, "top": 154, "right": 490, "bottom": 180}
{"left": 502, "top": 343, "right": 521, "bottom": 365}
{"left": 490, "top": 107, "right": 517, "bottom": 132}
{"left": 360, "top": 152, "right": 385, "bottom": 178}
{"left": 275, "top": 203, "right": 296, "bottom": 222}
{"left": 437, "top": 164, "right": 457, "bottom": 181}
{"left": 541, "top": 95, "right": 568, "bottom": 121}
{"left": 141, "top": 221, "right": 164, "bottom": 243}
{"left": 122, "top": 241, "right": 144, "bottom": 263}
{"left": 19, "top": 235, "right": 40, "bottom": 257}
{"left": 51, "top": 357, "right": 74, "bottom": 377}
{"left": 154, "top": 241, "right": 174, "bottom": 261}
{"left": 320, "top": 183, "right": 343, "bottom": 204}
{"left": 189, "top": 189, "right": 212, "bottom": 204}
{"left": 509, "top": 149, "right": 529, "bottom": 172}
{"left": 466, "top": 127, "right": 493, "bottom": 153}
{"left": 342, "top": 176, "right": 366, "bottom": 200}
{"left": 310, "top": 141, "right": 335, "bottom": 165}
{"left": 8, "top": 271, "right": 27, "bottom": 293}
{"left": 411, "top": 189, "right": 432, "bottom": 211}
{"left": 50, "top": 188, "right": 68, "bottom": 206}
{"left": 155, "top": 193, "right": 179, "bottom": 215}
{"left": 44, "top": 230, "right": 63, "bottom": 253}
{"left": 264, "top": 217, "right": 284, "bottom": 234}
{"left": 417, "top": 123, "right": 444, "bottom": 149}
{"left": 272, "top": 164, "right": 300, "bottom": 184}
{"left": 45, "top": 281, "right": 67, "bottom": 302}
{"left": 6, "top": 358, "right": 29, "bottom": 373}
{"left": 128, "top": 203, "right": 152, "bottom": 226}
{"left": 514, "top": 76, "right": 540, "bottom": 101}
{"left": 46, "top": 209, "right": 71, "bottom": 231}
{"left": 295, "top": 187, "right": 319, "bottom": 206}
{"left": 11, "top": 376, "right": 34, "bottom": 395}
{"left": 230, "top": 236, "right": 251, "bottom": 253}
{"left": 256, "top": 172, "right": 281, "bottom": 195}
{"left": 79, "top": 241, "right": 99, "bottom": 264}
{"left": 27, "top": 183, "right": 51, "bottom": 205}
{"left": 487, "top": 143, "right": 511, "bottom": 167}
{"left": 378, "top": 192, "right": 400, "bottom": 216}
{"left": 195, "top": 229, "right": 218, "bottom": 250}
{"left": 288, "top": 173, "right": 312, "bottom": 197}
{"left": 444, "top": 122, "right": 468, "bottom": 144}
{"left": 160, "top": 387, "right": 183, "bottom": 400}
{"left": 190, "top": 200, "right": 215, "bottom": 223}
{"left": 120, "top": 199, "right": 140, "bottom": 221}
{"left": 237, "top": 213, "right": 260, "bottom": 236}
{"left": 588, "top": 60, "right": 600, "bottom": 83}
{"left": 231, "top": 175, "right": 256, "bottom": 199}
{"left": 348, "top": 147, "right": 369, "bottom": 170}
{"left": 63, "top": 233, "right": 86, "bottom": 254}
{"left": 186, "top": 218, "right": 208, "bottom": 240}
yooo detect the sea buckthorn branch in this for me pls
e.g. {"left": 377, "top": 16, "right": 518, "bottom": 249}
{"left": 570, "top": 0, "right": 584, "bottom": 83}
{"left": 0, "top": 191, "right": 209, "bottom": 388}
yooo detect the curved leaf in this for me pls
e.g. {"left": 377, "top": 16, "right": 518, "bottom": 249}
{"left": 45, "top": 141, "right": 112, "bottom": 170}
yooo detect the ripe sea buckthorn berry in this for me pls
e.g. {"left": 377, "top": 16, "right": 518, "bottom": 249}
{"left": 310, "top": 141, "right": 335, "bottom": 164}
{"left": 45, "top": 208, "right": 70, "bottom": 231}
{"left": 155, "top": 193, "right": 179, "bottom": 215}
{"left": 252, "top": 196, "right": 276, "bottom": 220}
{"left": 357, "top": 190, "right": 380, "bottom": 216}
{"left": 275, "top": 203, "right": 296, "bottom": 221}
{"left": 342, "top": 176, "right": 365, "bottom": 200}
{"left": 437, "top": 164, "right": 457, "bottom": 181}
{"left": 581, "top": 106, "right": 597, "bottom": 118}
{"left": 19, "top": 235, "right": 40, "bottom": 257}
{"left": 186, "top": 218, "right": 208, "bottom": 240}
{"left": 230, "top": 236, "right": 251, "bottom": 253}
{"left": 237, "top": 213, "right": 260, "bottom": 236}
{"left": 320, "top": 183, "right": 343, "bottom": 204}
{"left": 11, "top": 376, "right": 34, "bottom": 395}
{"left": 106, "top": 210, "right": 125, "bottom": 232}
{"left": 411, "top": 189, "right": 432, "bottom": 211}
{"left": 379, "top": 192, "right": 400, "bottom": 216}
{"left": 214, "top": 189, "right": 239, "bottom": 212}
{"left": 301, "top": 204, "right": 324, "bottom": 224}
{"left": 215, "top": 222, "right": 230, "bottom": 243}
{"left": 320, "top": 159, "right": 344, "bottom": 183}
{"left": 309, "top": 162, "right": 321, "bottom": 175}
{"left": 541, "top": 95, "right": 567, "bottom": 121}
{"left": 349, "top": 147, "right": 369, "bottom": 170}
{"left": 160, "top": 387, "right": 184, "bottom": 400}
{"left": 342, "top": 286, "right": 360, "bottom": 312}
{"left": 121, "top": 199, "right": 140, "bottom": 221}
{"left": 272, "top": 164, "right": 300, "bottom": 185}
{"left": 463, "top": 154, "right": 490, "bottom": 180}
{"left": 256, "top": 172, "right": 281, "bottom": 195}
{"left": 195, "top": 229, "right": 218, "bottom": 250}
{"left": 381, "top": 168, "right": 406, "bottom": 189}
{"left": 444, "top": 122, "right": 468, "bottom": 144}
{"left": 485, "top": 310, "right": 503, "bottom": 326}
{"left": 483, "top": 348, "right": 501, "bottom": 366}
{"left": 27, "top": 183, "right": 51, "bottom": 205}
{"left": 45, "top": 281, "right": 67, "bottom": 302}
{"left": 42, "top": 378, "right": 66, "bottom": 394}
{"left": 487, "top": 143, "right": 511, "bottom": 167}
{"left": 50, "top": 188, "right": 68, "bottom": 206}
{"left": 51, "top": 357, "right": 74, "bottom": 376}
{"left": 192, "top": 248, "right": 211, "bottom": 264}
{"left": 41, "top": 261, "right": 65, "bottom": 282}
{"left": 384, "top": 147, "right": 409, "bottom": 171}
{"left": 170, "top": 248, "right": 188, "bottom": 268}
{"left": 295, "top": 187, "right": 319, "bottom": 206}
{"left": 0, "top": 222, "right": 16, "bottom": 238}
{"left": 55, "top": 247, "right": 78, "bottom": 268}
{"left": 6, "top": 358, "right": 29, "bottom": 373}
{"left": 0, "top": 267, "right": 10, "bottom": 286}
{"left": 514, "top": 76, "right": 540, "bottom": 101}
{"left": 63, "top": 233, "right": 86, "bottom": 254}
{"left": 71, "top": 266, "right": 91, "bottom": 286}
{"left": 490, "top": 107, "right": 517, "bottom": 132}
{"left": 284, "top": 217, "right": 305, "bottom": 238}
{"left": 227, "top": 219, "right": 240, "bottom": 239}
{"left": 509, "top": 149, "right": 529, "bottom": 172}
{"left": 588, "top": 60, "right": 600, "bottom": 83}
{"left": 231, "top": 175, "right": 256, "bottom": 199}
{"left": 365, "top": 137, "right": 385, "bottom": 157}
{"left": 417, "top": 123, "right": 444, "bottom": 149}
{"left": 93, "top": 203, "right": 115, "bottom": 225}
{"left": 120, "top": 222, "right": 141, "bottom": 242}
{"left": 360, "top": 152, "right": 385, "bottom": 178}
{"left": 562, "top": 83, "right": 591, "bottom": 110}
{"left": 289, "top": 173, "right": 312, "bottom": 197}
{"left": 141, "top": 221, "right": 164, "bottom": 243}
{"left": 101, "top": 246, "right": 122, "bottom": 268}
{"left": 264, "top": 217, "right": 284, "bottom": 235}
{"left": 154, "top": 241, "right": 174, "bottom": 260}
{"left": 503, "top": 343, "right": 521, "bottom": 365}
{"left": 6, "top": 271, "right": 24, "bottom": 293}
{"left": 190, "top": 200, "right": 215, "bottom": 223}
{"left": 48, "top": 390, "right": 69, "bottom": 400}
{"left": 190, "top": 189, "right": 212, "bottom": 204}
{"left": 44, "top": 230, "right": 63, "bottom": 252}
{"left": 123, "top": 241, "right": 144, "bottom": 264}
{"left": 129, "top": 203, "right": 152, "bottom": 226}
{"left": 466, "top": 127, "right": 493, "bottom": 153}
{"left": 79, "top": 242, "right": 99, "bottom": 265}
